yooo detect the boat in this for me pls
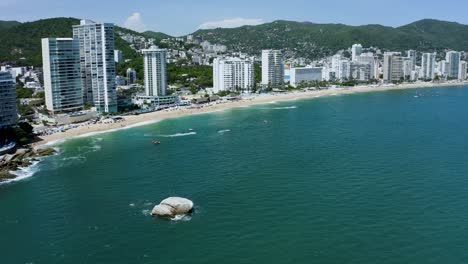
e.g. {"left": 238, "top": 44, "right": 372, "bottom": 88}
{"left": 152, "top": 141, "right": 161, "bottom": 145}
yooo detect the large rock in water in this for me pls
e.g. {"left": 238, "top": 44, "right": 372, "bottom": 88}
{"left": 151, "top": 197, "right": 194, "bottom": 217}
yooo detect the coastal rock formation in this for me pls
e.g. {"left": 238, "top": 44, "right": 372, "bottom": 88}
{"left": 0, "top": 147, "right": 57, "bottom": 182}
{"left": 151, "top": 197, "right": 194, "bottom": 218}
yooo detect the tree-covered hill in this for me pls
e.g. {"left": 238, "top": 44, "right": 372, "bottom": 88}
{"left": 0, "top": 17, "right": 152, "bottom": 66}
{"left": 192, "top": 19, "right": 468, "bottom": 59}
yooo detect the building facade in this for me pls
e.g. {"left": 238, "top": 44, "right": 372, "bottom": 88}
{"left": 421, "top": 53, "right": 436, "bottom": 80}
{"left": 73, "top": 20, "right": 117, "bottom": 113}
{"left": 351, "top": 44, "right": 363, "bottom": 61}
{"left": 459, "top": 61, "right": 467, "bottom": 81}
{"left": 261, "top": 50, "right": 284, "bottom": 86}
{"left": 126, "top": 68, "right": 137, "bottom": 85}
{"left": 383, "top": 52, "right": 403, "bottom": 82}
{"left": 114, "top": 50, "right": 123, "bottom": 63}
{"left": 42, "top": 38, "right": 83, "bottom": 114}
{"left": 290, "top": 67, "right": 322, "bottom": 87}
{"left": 446, "top": 51, "right": 461, "bottom": 79}
{"left": 142, "top": 46, "right": 167, "bottom": 97}
{"left": 0, "top": 71, "right": 17, "bottom": 127}
{"left": 213, "top": 57, "right": 254, "bottom": 93}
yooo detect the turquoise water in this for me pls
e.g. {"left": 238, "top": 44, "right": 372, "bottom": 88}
{"left": 2, "top": 86, "right": 468, "bottom": 263}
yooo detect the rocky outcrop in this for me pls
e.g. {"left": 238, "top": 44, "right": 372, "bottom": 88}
{"left": 0, "top": 147, "right": 57, "bottom": 182}
{"left": 151, "top": 197, "right": 194, "bottom": 218}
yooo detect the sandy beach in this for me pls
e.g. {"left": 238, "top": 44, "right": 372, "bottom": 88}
{"left": 32, "top": 82, "right": 467, "bottom": 148}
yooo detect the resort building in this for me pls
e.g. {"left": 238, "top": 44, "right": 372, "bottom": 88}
{"left": 350, "top": 62, "right": 371, "bottom": 81}
{"left": 355, "top": 52, "right": 378, "bottom": 79}
{"left": 73, "top": 19, "right": 117, "bottom": 113}
{"left": 0, "top": 71, "right": 17, "bottom": 127}
{"left": 290, "top": 67, "right": 322, "bottom": 87}
{"left": 351, "top": 44, "right": 363, "bottom": 61}
{"left": 403, "top": 59, "right": 414, "bottom": 79}
{"left": 446, "top": 51, "right": 461, "bottom": 79}
{"left": 459, "top": 61, "right": 467, "bottom": 81}
{"left": 261, "top": 50, "right": 284, "bottom": 86}
{"left": 421, "top": 53, "right": 436, "bottom": 80}
{"left": 407, "top": 50, "right": 417, "bottom": 70}
{"left": 41, "top": 38, "right": 83, "bottom": 114}
{"left": 383, "top": 52, "right": 403, "bottom": 82}
{"left": 337, "top": 59, "right": 351, "bottom": 80}
{"left": 213, "top": 57, "right": 255, "bottom": 93}
{"left": 142, "top": 46, "right": 167, "bottom": 97}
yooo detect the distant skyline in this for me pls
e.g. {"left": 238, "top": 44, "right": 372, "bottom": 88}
{"left": 2, "top": 0, "right": 468, "bottom": 36}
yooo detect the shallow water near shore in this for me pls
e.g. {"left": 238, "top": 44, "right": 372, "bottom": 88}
{"left": 1, "top": 86, "right": 468, "bottom": 263}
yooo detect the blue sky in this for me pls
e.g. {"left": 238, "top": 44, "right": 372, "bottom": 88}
{"left": 1, "top": 0, "right": 467, "bottom": 36}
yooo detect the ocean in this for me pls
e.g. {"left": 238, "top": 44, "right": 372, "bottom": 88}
{"left": 1, "top": 86, "right": 468, "bottom": 263}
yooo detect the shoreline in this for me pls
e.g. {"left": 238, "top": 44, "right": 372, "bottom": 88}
{"left": 32, "top": 82, "right": 467, "bottom": 148}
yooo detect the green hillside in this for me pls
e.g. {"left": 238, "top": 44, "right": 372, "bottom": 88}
{"left": 0, "top": 17, "right": 147, "bottom": 66}
{"left": 192, "top": 19, "right": 468, "bottom": 59}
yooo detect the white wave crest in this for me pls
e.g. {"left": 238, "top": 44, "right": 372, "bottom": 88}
{"left": 171, "top": 214, "right": 192, "bottom": 221}
{"left": 160, "top": 132, "right": 197, "bottom": 138}
{"left": 2, "top": 160, "right": 42, "bottom": 184}
{"left": 272, "top": 106, "right": 297, "bottom": 110}
{"left": 218, "top": 129, "right": 231, "bottom": 134}
{"left": 141, "top": 209, "right": 151, "bottom": 216}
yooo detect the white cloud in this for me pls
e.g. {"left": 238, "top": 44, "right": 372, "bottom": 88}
{"left": 198, "top": 18, "right": 265, "bottom": 30}
{"left": 123, "top": 12, "right": 146, "bottom": 32}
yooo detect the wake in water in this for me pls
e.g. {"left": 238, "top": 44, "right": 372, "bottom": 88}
{"left": 160, "top": 132, "right": 197, "bottom": 138}
{"left": 218, "top": 129, "right": 231, "bottom": 134}
{"left": 271, "top": 106, "right": 298, "bottom": 110}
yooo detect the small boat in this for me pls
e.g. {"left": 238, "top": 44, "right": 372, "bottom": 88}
{"left": 152, "top": 141, "right": 161, "bottom": 145}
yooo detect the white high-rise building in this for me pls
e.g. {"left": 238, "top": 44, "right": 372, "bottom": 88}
{"left": 0, "top": 71, "right": 17, "bottom": 127}
{"left": 41, "top": 38, "right": 83, "bottom": 114}
{"left": 142, "top": 46, "right": 167, "bottom": 97}
{"left": 356, "top": 52, "right": 377, "bottom": 79}
{"left": 459, "top": 61, "right": 467, "bottom": 81}
{"left": 350, "top": 62, "right": 371, "bottom": 81}
{"left": 337, "top": 59, "right": 351, "bottom": 80}
{"left": 446, "top": 51, "right": 461, "bottom": 79}
{"left": 351, "top": 44, "right": 363, "bottom": 61}
{"left": 114, "top": 50, "right": 123, "bottom": 63}
{"left": 403, "top": 59, "right": 414, "bottom": 79}
{"left": 421, "top": 53, "right": 436, "bottom": 80}
{"left": 261, "top": 50, "right": 284, "bottom": 86}
{"left": 213, "top": 57, "right": 254, "bottom": 93}
{"left": 73, "top": 19, "right": 117, "bottom": 113}
{"left": 407, "top": 50, "right": 417, "bottom": 70}
{"left": 290, "top": 67, "right": 322, "bottom": 87}
{"left": 383, "top": 52, "right": 404, "bottom": 82}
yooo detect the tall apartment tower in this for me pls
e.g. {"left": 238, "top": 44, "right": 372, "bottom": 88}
{"left": 446, "top": 51, "right": 461, "bottom": 79}
{"left": 0, "top": 71, "right": 17, "bottom": 127}
{"left": 261, "top": 50, "right": 284, "bottom": 86}
{"left": 407, "top": 50, "right": 417, "bottom": 70}
{"left": 142, "top": 46, "right": 167, "bottom": 97}
{"left": 459, "top": 61, "right": 467, "bottom": 81}
{"left": 42, "top": 38, "right": 83, "bottom": 114}
{"left": 351, "top": 44, "right": 363, "bottom": 61}
{"left": 213, "top": 57, "right": 255, "bottom": 93}
{"left": 73, "top": 19, "right": 117, "bottom": 113}
{"left": 421, "top": 53, "right": 436, "bottom": 80}
{"left": 383, "top": 52, "right": 403, "bottom": 82}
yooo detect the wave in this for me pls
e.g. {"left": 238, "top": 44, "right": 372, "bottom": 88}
{"left": 160, "top": 132, "right": 197, "bottom": 138}
{"left": 2, "top": 159, "right": 42, "bottom": 185}
{"left": 271, "top": 106, "right": 298, "bottom": 110}
{"left": 171, "top": 214, "right": 192, "bottom": 221}
{"left": 218, "top": 129, "right": 231, "bottom": 134}
{"left": 141, "top": 209, "right": 151, "bottom": 216}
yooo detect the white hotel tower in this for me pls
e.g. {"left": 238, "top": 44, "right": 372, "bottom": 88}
{"left": 142, "top": 46, "right": 167, "bottom": 97}
{"left": 213, "top": 57, "right": 254, "bottom": 93}
{"left": 261, "top": 50, "right": 284, "bottom": 86}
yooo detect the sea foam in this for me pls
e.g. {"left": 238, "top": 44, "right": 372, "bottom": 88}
{"left": 271, "top": 106, "right": 298, "bottom": 110}
{"left": 160, "top": 132, "right": 197, "bottom": 138}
